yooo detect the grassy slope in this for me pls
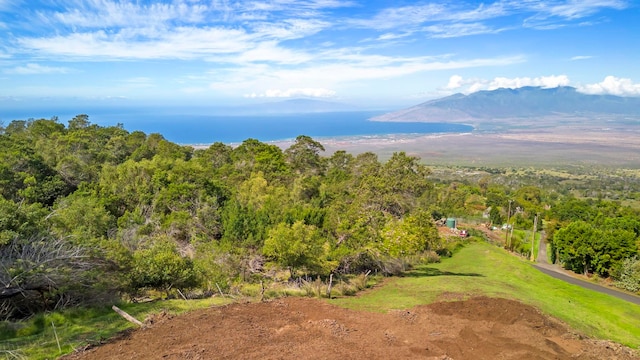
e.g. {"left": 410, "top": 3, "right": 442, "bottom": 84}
{"left": 333, "top": 240, "right": 640, "bottom": 349}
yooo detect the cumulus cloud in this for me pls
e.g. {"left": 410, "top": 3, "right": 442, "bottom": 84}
{"left": 446, "top": 75, "right": 464, "bottom": 89}
{"left": 487, "top": 75, "right": 570, "bottom": 89}
{"left": 443, "top": 74, "right": 571, "bottom": 93}
{"left": 245, "top": 88, "right": 336, "bottom": 98}
{"left": 4, "top": 63, "right": 71, "bottom": 75}
{"left": 578, "top": 76, "right": 640, "bottom": 96}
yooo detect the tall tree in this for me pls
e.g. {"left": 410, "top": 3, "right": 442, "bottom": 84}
{"left": 284, "top": 135, "right": 326, "bottom": 175}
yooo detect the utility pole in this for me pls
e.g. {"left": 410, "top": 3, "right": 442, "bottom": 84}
{"left": 530, "top": 213, "right": 538, "bottom": 261}
{"left": 505, "top": 200, "right": 512, "bottom": 249}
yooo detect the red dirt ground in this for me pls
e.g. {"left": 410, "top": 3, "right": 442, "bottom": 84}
{"left": 65, "top": 296, "right": 639, "bottom": 360}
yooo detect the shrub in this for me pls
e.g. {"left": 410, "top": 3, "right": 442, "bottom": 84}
{"left": 613, "top": 257, "right": 640, "bottom": 293}
{"left": 333, "top": 281, "right": 357, "bottom": 296}
{"left": 422, "top": 250, "right": 441, "bottom": 264}
{"left": 129, "top": 237, "right": 198, "bottom": 296}
{"left": 301, "top": 277, "right": 326, "bottom": 298}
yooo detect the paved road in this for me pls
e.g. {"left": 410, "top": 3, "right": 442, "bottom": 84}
{"left": 534, "top": 234, "right": 640, "bottom": 306}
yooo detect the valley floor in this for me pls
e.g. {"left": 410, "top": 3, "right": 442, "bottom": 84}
{"left": 312, "top": 128, "right": 640, "bottom": 167}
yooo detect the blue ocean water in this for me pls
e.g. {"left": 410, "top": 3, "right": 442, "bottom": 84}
{"left": 1, "top": 108, "right": 473, "bottom": 144}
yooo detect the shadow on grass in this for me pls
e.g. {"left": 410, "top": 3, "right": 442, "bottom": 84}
{"left": 402, "top": 267, "right": 484, "bottom": 278}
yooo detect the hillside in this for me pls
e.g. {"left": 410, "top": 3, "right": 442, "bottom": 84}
{"left": 64, "top": 242, "right": 640, "bottom": 360}
{"left": 371, "top": 86, "right": 640, "bottom": 124}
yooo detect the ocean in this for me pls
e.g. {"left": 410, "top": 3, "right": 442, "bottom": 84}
{"left": 1, "top": 108, "right": 473, "bottom": 145}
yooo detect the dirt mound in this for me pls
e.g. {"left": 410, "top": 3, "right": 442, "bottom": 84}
{"left": 65, "top": 296, "right": 639, "bottom": 360}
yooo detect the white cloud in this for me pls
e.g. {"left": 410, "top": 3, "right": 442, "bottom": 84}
{"left": 8, "top": 1, "right": 628, "bottom": 64}
{"left": 240, "top": 0, "right": 355, "bottom": 12}
{"left": 578, "top": 76, "right": 640, "bottom": 96}
{"left": 245, "top": 88, "right": 336, "bottom": 98}
{"left": 349, "top": 3, "right": 448, "bottom": 30}
{"left": 233, "top": 41, "right": 314, "bottom": 64}
{"left": 376, "top": 32, "right": 412, "bottom": 41}
{"left": 4, "top": 63, "right": 71, "bottom": 74}
{"left": 523, "top": 0, "right": 627, "bottom": 29}
{"left": 49, "top": 0, "right": 208, "bottom": 28}
{"left": 122, "top": 77, "right": 154, "bottom": 88}
{"left": 446, "top": 75, "right": 464, "bottom": 89}
{"left": 423, "top": 22, "right": 506, "bottom": 38}
{"left": 545, "top": 0, "right": 627, "bottom": 20}
{"left": 250, "top": 18, "right": 330, "bottom": 40}
{"left": 12, "top": 0, "right": 340, "bottom": 62}
{"left": 570, "top": 55, "right": 593, "bottom": 61}
{"left": 349, "top": 2, "right": 509, "bottom": 31}
{"left": 211, "top": 55, "right": 525, "bottom": 97}
{"left": 351, "top": 1, "right": 627, "bottom": 36}
{"left": 443, "top": 74, "right": 571, "bottom": 93}
{"left": 3, "top": 1, "right": 631, "bottom": 102}
{"left": 17, "top": 27, "right": 255, "bottom": 60}
{"left": 488, "top": 75, "right": 570, "bottom": 89}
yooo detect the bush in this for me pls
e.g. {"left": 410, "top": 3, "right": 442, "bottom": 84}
{"left": 613, "top": 257, "right": 640, "bottom": 293}
{"left": 301, "top": 277, "right": 326, "bottom": 298}
{"left": 421, "top": 250, "right": 441, "bottom": 264}
{"left": 336, "top": 251, "right": 381, "bottom": 274}
{"left": 129, "top": 237, "right": 198, "bottom": 296}
{"left": 333, "top": 281, "right": 357, "bottom": 296}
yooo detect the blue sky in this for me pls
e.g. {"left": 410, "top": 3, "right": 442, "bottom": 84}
{"left": 1, "top": 0, "right": 639, "bottom": 110}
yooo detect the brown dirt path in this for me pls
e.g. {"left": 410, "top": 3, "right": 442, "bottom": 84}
{"left": 64, "top": 296, "right": 639, "bottom": 360}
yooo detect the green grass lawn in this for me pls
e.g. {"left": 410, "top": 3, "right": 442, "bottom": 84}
{"left": 332, "top": 240, "right": 640, "bottom": 349}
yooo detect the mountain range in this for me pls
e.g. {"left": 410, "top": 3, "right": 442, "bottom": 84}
{"left": 371, "top": 86, "right": 640, "bottom": 123}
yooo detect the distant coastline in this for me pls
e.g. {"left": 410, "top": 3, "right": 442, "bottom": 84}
{"left": 2, "top": 108, "right": 475, "bottom": 145}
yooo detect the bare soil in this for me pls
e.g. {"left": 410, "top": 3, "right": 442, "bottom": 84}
{"left": 65, "top": 296, "right": 639, "bottom": 360}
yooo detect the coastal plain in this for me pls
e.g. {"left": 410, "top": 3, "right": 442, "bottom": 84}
{"left": 271, "top": 119, "right": 640, "bottom": 168}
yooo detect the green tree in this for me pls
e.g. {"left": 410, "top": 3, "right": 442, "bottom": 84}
{"left": 231, "top": 139, "right": 289, "bottom": 182}
{"left": 0, "top": 196, "right": 47, "bottom": 245}
{"left": 49, "top": 193, "right": 115, "bottom": 244}
{"left": 263, "top": 221, "right": 329, "bottom": 276}
{"left": 554, "top": 221, "right": 596, "bottom": 275}
{"left": 284, "top": 135, "right": 325, "bottom": 175}
{"left": 379, "top": 210, "right": 440, "bottom": 257}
